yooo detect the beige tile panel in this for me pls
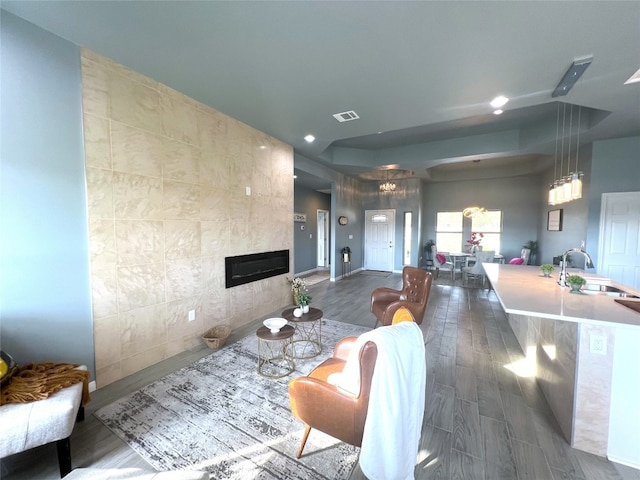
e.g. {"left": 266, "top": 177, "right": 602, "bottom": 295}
{"left": 573, "top": 324, "right": 615, "bottom": 456}
{"left": 200, "top": 186, "right": 231, "bottom": 221}
{"left": 199, "top": 150, "right": 230, "bottom": 187}
{"left": 196, "top": 107, "right": 228, "bottom": 152}
{"left": 227, "top": 190, "right": 251, "bottom": 222}
{"left": 86, "top": 167, "right": 114, "bottom": 219}
{"left": 93, "top": 314, "right": 121, "bottom": 371}
{"left": 116, "top": 220, "right": 164, "bottom": 266}
{"left": 228, "top": 220, "right": 251, "bottom": 256}
{"left": 89, "top": 219, "right": 116, "bottom": 268}
{"left": 160, "top": 90, "right": 199, "bottom": 145}
{"left": 95, "top": 361, "right": 121, "bottom": 389}
{"left": 201, "top": 290, "right": 230, "bottom": 329}
{"left": 110, "top": 121, "right": 163, "bottom": 177}
{"left": 112, "top": 172, "right": 163, "bottom": 220}
{"left": 165, "top": 220, "right": 201, "bottom": 260}
{"left": 83, "top": 114, "right": 111, "bottom": 169}
{"left": 162, "top": 137, "right": 200, "bottom": 184}
{"left": 201, "top": 220, "right": 230, "bottom": 257}
{"left": 90, "top": 266, "right": 118, "bottom": 319}
{"left": 163, "top": 180, "right": 200, "bottom": 220}
{"left": 80, "top": 56, "right": 110, "bottom": 118}
{"left": 165, "top": 257, "right": 203, "bottom": 302}
{"left": 119, "top": 303, "right": 167, "bottom": 358}
{"left": 117, "top": 262, "right": 166, "bottom": 312}
{"left": 121, "top": 345, "right": 171, "bottom": 377}
{"left": 109, "top": 70, "right": 161, "bottom": 135}
{"left": 202, "top": 256, "right": 225, "bottom": 293}
{"left": 166, "top": 296, "right": 204, "bottom": 346}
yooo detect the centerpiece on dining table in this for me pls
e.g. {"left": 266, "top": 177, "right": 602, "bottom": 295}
{"left": 466, "top": 232, "right": 484, "bottom": 253}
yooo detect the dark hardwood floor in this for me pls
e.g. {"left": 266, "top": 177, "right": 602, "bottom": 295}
{"left": 2, "top": 270, "right": 639, "bottom": 480}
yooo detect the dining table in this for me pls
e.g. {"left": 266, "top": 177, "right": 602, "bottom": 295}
{"left": 448, "top": 252, "right": 505, "bottom": 278}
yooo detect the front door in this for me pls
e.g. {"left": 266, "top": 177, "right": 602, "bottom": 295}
{"left": 598, "top": 192, "right": 640, "bottom": 288}
{"left": 364, "top": 209, "right": 395, "bottom": 271}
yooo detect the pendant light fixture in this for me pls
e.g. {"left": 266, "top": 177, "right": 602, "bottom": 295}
{"left": 547, "top": 102, "right": 585, "bottom": 206}
{"left": 379, "top": 169, "right": 396, "bottom": 193}
{"left": 571, "top": 106, "right": 583, "bottom": 199}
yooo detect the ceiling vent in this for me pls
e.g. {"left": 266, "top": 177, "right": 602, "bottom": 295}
{"left": 332, "top": 110, "right": 360, "bottom": 122}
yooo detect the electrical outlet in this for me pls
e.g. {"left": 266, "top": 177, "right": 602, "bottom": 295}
{"left": 590, "top": 334, "right": 606, "bottom": 355}
{"left": 188, "top": 310, "right": 196, "bottom": 322}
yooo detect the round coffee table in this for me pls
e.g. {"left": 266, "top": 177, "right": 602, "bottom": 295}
{"left": 281, "top": 307, "right": 323, "bottom": 359}
{"left": 256, "top": 324, "right": 295, "bottom": 378}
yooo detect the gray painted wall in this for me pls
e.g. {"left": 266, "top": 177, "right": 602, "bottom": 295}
{"left": 1, "top": 13, "right": 94, "bottom": 373}
{"left": 422, "top": 175, "right": 541, "bottom": 263}
{"left": 362, "top": 178, "right": 423, "bottom": 270}
{"left": 293, "top": 185, "right": 330, "bottom": 274}
{"left": 586, "top": 136, "right": 640, "bottom": 270}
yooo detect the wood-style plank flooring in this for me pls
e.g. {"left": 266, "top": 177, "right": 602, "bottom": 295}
{"left": 2, "top": 270, "right": 639, "bottom": 480}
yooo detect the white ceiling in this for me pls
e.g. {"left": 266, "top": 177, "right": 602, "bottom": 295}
{"left": 3, "top": 1, "right": 639, "bottom": 188}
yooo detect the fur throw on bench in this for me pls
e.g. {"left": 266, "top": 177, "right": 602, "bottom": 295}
{"left": 1, "top": 362, "right": 90, "bottom": 406}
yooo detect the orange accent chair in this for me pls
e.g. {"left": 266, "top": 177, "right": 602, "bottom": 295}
{"left": 288, "top": 336, "right": 377, "bottom": 458}
{"left": 370, "top": 266, "right": 432, "bottom": 327}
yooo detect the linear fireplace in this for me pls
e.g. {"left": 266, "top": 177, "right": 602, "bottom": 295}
{"left": 225, "top": 249, "right": 290, "bottom": 288}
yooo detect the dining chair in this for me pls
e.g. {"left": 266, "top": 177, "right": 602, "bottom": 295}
{"left": 462, "top": 250, "right": 495, "bottom": 287}
{"left": 431, "top": 245, "right": 455, "bottom": 281}
{"left": 520, "top": 248, "right": 531, "bottom": 265}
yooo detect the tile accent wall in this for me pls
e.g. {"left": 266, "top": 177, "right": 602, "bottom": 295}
{"left": 508, "top": 313, "right": 616, "bottom": 457}
{"left": 81, "top": 50, "right": 293, "bottom": 387}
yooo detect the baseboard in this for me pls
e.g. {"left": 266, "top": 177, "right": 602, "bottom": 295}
{"left": 606, "top": 455, "right": 640, "bottom": 470}
{"left": 89, "top": 381, "right": 96, "bottom": 393}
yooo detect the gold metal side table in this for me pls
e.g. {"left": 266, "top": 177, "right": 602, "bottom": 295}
{"left": 281, "top": 307, "right": 323, "bottom": 359}
{"left": 256, "top": 325, "right": 295, "bottom": 378}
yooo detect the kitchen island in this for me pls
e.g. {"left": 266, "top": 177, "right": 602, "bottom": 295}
{"left": 484, "top": 263, "right": 640, "bottom": 468}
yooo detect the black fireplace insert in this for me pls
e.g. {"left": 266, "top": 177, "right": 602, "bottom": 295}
{"left": 225, "top": 249, "right": 290, "bottom": 288}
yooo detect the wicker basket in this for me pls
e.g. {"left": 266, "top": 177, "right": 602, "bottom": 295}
{"left": 202, "top": 325, "right": 231, "bottom": 349}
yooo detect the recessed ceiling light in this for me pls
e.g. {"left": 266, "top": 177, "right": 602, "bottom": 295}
{"left": 493, "top": 109, "right": 504, "bottom": 115}
{"left": 624, "top": 67, "right": 640, "bottom": 85}
{"left": 490, "top": 96, "right": 509, "bottom": 108}
{"left": 304, "top": 134, "right": 315, "bottom": 143}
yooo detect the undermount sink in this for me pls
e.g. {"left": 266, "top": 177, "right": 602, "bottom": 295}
{"left": 581, "top": 284, "right": 639, "bottom": 299}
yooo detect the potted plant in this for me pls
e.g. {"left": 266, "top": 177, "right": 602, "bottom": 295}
{"left": 523, "top": 240, "right": 538, "bottom": 265}
{"left": 297, "top": 292, "right": 312, "bottom": 313}
{"left": 287, "top": 277, "right": 307, "bottom": 305}
{"left": 341, "top": 246, "right": 351, "bottom": 263}
{"left": 540, "top": 264, "right": 554, "bottom": 277}
{"left": 424, "top": 239, "right": 436, "bottom": 259}
{"left": 567, "top": 274, "right": 586, "bottom": 293}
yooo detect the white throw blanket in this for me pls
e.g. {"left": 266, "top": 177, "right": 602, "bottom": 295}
{"left": 333, "top": 322, "right": 426, "bottom": 480}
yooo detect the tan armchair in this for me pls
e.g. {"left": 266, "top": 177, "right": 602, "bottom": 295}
{"left": 288, "top": 336, "right": 377, "bottom": 458}
{"left": 370, "top": 266, "right": 432, "bottom": 327}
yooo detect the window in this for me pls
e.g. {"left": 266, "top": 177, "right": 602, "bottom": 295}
{"left": 436, "top": 211, "right": 463, "bottom": 253}
{"left": 471, "top": 210, "right": 502, "bottom": 254}
{"left": 403, "top": 212, "right": 412, "bottom": 265}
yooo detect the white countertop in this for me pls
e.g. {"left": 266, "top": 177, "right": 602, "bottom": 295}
{"left": 484, "top": 264, "right": 640, "bottom": 329}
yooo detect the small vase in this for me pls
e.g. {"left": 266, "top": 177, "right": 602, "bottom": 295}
{"left": 543, "top": 272, "right": 552, "bottom": 278}
{"left": 293, "top": 308, "right": 303, "bottom": 317}
{"left": 293, "top": 287, "right": 300, "bottom": 306}
{"left": 570, "top": 285, "right": 582, "bottom": 293}
{"left": 302, "top": 305, "right": 309, "bottom": 314}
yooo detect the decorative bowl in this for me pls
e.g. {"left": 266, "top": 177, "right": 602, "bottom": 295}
{"left": 263, "top": 318, "right": 287, "bottom": 333}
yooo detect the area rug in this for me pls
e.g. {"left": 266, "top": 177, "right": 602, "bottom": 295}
{"left": 95, "top": 319, "right": 370, "bottom": 480}
{"left": 302, "top": 271, "right": 330, "bottom": 286}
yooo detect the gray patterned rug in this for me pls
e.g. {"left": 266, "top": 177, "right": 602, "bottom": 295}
{"left": 96, "top": 319, "right": 370, "bottom": 479}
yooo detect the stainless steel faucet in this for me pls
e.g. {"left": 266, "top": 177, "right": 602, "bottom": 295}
{"left": 557, "top": 248, "right": 595, "bottom": 287}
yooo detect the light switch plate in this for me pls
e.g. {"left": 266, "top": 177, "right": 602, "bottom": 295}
{"left": 590, "top": 334, "right": 606, "bottom": 355}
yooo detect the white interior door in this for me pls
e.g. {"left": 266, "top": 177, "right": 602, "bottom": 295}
{"left": 598, "top": 192, "right": 640, "bottom": 288}
{"left": 365, "top": 209, "right": 395, "bottom": 271}
{"left": 317, "top": 210, "right": 329, "bottom": 267}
